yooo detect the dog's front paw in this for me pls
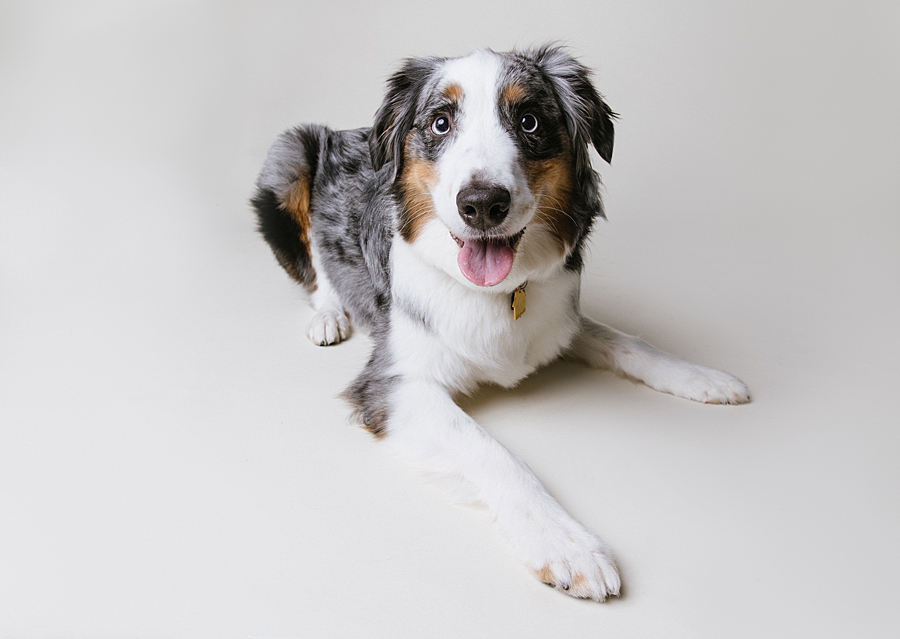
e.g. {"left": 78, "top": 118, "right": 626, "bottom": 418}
{"left": 525, "top": 525, "right": 621, "bottom": 602}
{"left": 307, "top": 307, "right": 350, "bottom": 346}
{"left": 673, "top": 364, "right": 750, "bottom": 404}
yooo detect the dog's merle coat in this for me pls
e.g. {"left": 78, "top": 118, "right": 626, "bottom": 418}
{"left": 253, "top": 46, "right": 749, "bottom": 601}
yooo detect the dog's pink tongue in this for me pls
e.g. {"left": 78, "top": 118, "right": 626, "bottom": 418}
{"left": 457, "top": 238, "right": 514, "bottom": 287}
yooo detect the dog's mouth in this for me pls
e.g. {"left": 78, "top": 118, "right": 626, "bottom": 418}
{"left": 450, "top": 228, "right": 525, "bottom": 287}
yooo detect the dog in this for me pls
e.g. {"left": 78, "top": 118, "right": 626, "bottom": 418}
{"left": 251, "top": 45, "right": 750, "bottom": 602}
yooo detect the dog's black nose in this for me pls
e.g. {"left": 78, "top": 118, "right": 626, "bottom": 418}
{"left": 456, "top": 184, "right": 511, "bottom": 231}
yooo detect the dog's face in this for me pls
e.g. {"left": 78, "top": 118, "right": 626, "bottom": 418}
{"left": 370, "top": 46, "right": 615, "bottom": 291}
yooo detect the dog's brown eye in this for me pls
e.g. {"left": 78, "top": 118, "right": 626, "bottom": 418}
{"left": 432, "top": 116, "right": 452, "bottom": 135}
{"left": 520, "top": 114, "right": 538, "bottom": 133}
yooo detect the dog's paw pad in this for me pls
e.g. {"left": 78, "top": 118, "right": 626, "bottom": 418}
{"left": 307, "top": 308, "right": 350, "bottom": 346}
{"left": 531, "top": 540, "right": 621, "bottom": 602}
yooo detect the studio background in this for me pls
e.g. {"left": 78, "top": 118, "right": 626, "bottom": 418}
{"left": 1, "top": 1, "right": 898, "bottom": 637}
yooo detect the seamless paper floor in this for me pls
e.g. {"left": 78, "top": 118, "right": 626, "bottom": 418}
{"left": 1, "top": 1, "right": 898, "bottom": 638}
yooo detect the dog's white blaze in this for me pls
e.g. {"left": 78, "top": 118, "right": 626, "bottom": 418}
{"left": 432, "top": 51, "right": 536, "bottom": 238}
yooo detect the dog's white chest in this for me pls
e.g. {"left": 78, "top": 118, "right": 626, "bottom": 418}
{"left": 388, "top": 242, "right": 581, "bottom": 391}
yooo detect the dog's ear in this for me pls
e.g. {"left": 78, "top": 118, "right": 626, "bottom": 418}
{"left": 370, "top": 57, "right": 441, "bottom": 180}
{"left": 531, "top": 45, "right": 616, "bottom": 164}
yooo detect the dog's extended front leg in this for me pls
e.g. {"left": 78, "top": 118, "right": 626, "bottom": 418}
{"left": 567, "top": 316, "right": 750, "bottom": 404}
{"left": 383, "top": 377, "right": 621, "bottom": 601}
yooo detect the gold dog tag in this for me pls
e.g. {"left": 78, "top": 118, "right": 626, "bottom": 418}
{"left": 511, "top": 282, "right": 527, "bottom": 320}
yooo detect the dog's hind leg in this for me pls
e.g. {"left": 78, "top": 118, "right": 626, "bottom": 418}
{"left": 253, "top": 125, "right": 350, "bottom": 346}
{"left": 254, "top": 127, "right": 324, "bottom": 290}
{"left": 567, "top": 316, "right": 750, "bottom": 404}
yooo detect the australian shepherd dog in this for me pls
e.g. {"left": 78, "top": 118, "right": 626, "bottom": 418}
{"left": 252, "top": 45, "right": 749, "bottom": 601}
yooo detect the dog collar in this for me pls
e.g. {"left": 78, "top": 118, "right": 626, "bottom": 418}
{"left": 511, "top": 281, "right": 527, "bottom": 320}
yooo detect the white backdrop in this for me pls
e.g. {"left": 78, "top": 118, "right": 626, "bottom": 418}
{"left": 1, "top": 1, "right": 898, "bottom": 637}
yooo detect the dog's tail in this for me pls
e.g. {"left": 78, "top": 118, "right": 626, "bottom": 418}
{"left": 251, "top": 124, "right": 326, "bottom": 291}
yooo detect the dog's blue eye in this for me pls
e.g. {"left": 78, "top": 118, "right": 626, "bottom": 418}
{"left": 431, "top": 116, "right": 451, "bottom": 135}
{"left": 520, "top": 114, "right": 538, "bottom": 133}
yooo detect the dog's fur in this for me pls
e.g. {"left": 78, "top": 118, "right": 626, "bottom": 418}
{"left": 252, "top": 46, "right": 749, "bottom": 601}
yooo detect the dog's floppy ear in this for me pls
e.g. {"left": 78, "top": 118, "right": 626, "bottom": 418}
{"left": 370, "top": 57, "right": 441, "bottom": 180}
{"left": 531, "top": 45, "right": 616, "bottom": 164}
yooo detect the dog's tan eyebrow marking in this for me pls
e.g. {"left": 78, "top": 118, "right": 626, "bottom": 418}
{"left": 502, "top": 82, "right": 526, "bottom": 105}
{"left": 442, "top": 83, "right": 464, "bottom": 103}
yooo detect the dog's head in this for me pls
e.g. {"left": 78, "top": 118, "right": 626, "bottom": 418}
{"left": 370, "top": 46, "right": 615, "bottom": 290}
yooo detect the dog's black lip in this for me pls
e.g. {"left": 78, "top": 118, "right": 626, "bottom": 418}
{"left": 450, "top": 227, "right": 525, "bottom": 250}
